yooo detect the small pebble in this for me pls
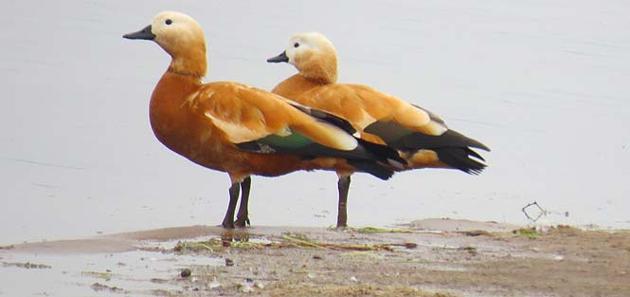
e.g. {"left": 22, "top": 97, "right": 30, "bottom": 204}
{"left": 180, "top": 268, "right": 192, "bottom": 278}
{"left": 403, "top": 242, "right": 418, "bottom": 249}
{"left": 225, "top": 258, "right": 234, "bottom": 266}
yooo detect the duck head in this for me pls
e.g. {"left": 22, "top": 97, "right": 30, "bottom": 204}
{"left": 268, "top": 32, "right": 338, "bottom": 84}
{"left": 124, "top": 11, "right": 207, "bottom": 78}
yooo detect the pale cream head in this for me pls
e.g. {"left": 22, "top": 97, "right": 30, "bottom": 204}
{"left": 124, "top": 11, "right": 208, "bottom": 77}
{"left": 149, "top": 11, "right": 205, "bottom": 56}
{"left": 284, "top": 32, "right": 338, "bottom": 83}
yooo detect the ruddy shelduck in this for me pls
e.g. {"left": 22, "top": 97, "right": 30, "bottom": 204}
{"left": 267, "top": 32, "right": 490, "bottom": 228}
{"left": 123, "top": 13, "right": 401, "bottom": 228}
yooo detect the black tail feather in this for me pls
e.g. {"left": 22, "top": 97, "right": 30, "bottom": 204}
{"left": 403, "top": 129, "right": 490, "bottom": 152}
{"left": 466, "top": 147, "right": 485, "bottom": 162}
{"left": 401, "top": 128, "right": 489, "bottom": 174}
{"left": 433, "top": 147, "right": 487, "bottom": 175}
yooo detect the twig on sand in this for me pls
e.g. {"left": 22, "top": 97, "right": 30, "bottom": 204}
{"left": 280, "top": 233, "right": 397, "bottom": 252}
{"left": 522, "top": 201, "right": 547, "bottom": 222}
{"left": 281, "top": 234, "right": 325, "bottom": 249}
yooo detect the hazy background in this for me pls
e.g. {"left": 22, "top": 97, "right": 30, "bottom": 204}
{"left": 2, "top": 0, "right": 628, "bottom": 244}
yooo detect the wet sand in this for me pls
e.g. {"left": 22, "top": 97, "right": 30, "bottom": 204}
{"left": 2, "top": 219, "right": 628, "bottom": 297}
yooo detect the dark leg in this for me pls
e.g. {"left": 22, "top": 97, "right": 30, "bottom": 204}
{"left": 221, "top": 182, "right": 240, "bottom": 229}
{"left": 336, "top": 175, "right": 351, "bottom": 228}
{"left": 235, "top": 177, "right": 252, "bottom": 227}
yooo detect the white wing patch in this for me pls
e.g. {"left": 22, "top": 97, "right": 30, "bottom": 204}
{"left": 397, "top": 104, "right": 448, "bottom": 136}
{"left": 424, "top": 120, "right": 448, "bottom": 136}
{"left": 204, "top": 111, "right": 270, "bottom": 143}
{"left": 315, "top": 122, "right": 358, "bottom": 151}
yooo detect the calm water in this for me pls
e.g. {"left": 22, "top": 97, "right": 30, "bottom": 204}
{"left": 1, "top": 0, "right": 629, "bottom": 245}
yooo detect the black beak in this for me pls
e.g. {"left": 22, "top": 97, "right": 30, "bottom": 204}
{"left": 266, "top": 51, "right": 289, "bottom": 63}
{"left": 123, "top": 25, "right": 155, "bottom": 40}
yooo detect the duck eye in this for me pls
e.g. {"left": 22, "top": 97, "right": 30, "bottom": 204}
{"left": 293, "top": 42, "right": 300, "bottom": 48}
{"left": 165, "top": 19, "right": 173, "bottom": 25}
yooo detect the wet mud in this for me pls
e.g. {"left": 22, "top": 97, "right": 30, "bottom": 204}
{"left": 2, "top": 219, "right": 629, "bottom": 296}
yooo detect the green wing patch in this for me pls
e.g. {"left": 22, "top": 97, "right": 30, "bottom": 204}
{"left": 235, "top": 129, "right": 313, "bottom": 153}
{"left": 257, "top": 132, "right": 311, "bottom": 150}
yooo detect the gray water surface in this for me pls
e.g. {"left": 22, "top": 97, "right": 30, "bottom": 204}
{"left": 2, "top": 0, "right": 629, "bottom": 245}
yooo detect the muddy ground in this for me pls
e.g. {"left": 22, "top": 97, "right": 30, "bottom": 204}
{"left": 1, "top": 219, "right": 629, "bottom": 297}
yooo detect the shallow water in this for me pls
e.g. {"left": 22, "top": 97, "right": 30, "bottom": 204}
{"left": 1, "top": 0, "right": 629, "bottom": 245}
{"left": 1, "top": 248, "right": 223, "bottom": 296}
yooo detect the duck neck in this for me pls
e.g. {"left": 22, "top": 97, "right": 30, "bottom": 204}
{"left": 167, "top": 43, "right": 207, "bottom": 78}
{"left": 300, "top": 62, "right": 337, "bottom": 84}
{"left": 298, "top": 52, "right": 338, "bottom": 84}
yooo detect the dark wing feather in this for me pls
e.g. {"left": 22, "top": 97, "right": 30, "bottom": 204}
{"left": 286, "top": 102, "right": 356, "bottom": 134}
{"left": 235, "top": 131, "right": 396, "bottom": 180}
{"left": 364, "top": 120, "right": 489, "bottom": 174}
{"left": 365, "top": 121, "right": 490, "bottom": 151}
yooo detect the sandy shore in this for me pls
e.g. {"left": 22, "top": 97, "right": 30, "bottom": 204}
{"left": 1, "top": 219, "right": 629, "bottom": 297}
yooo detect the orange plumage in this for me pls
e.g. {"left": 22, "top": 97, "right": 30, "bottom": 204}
{"left": 268, "top": 32, "right": 490, "bottom": 227}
